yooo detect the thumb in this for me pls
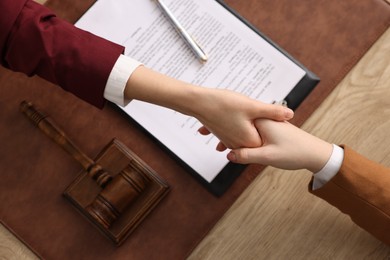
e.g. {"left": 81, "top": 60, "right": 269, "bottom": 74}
{"left": 256, "top": 103, "right": 294, "bottom": 121}
{"left": 227, "top": 147, "right": 271, "bottom": 165}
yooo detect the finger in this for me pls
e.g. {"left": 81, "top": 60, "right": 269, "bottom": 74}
{"left": 198, "top": 126, "right": 211, "bottom": 135}
{"left": 216, "top": 142, "right": 227, "bottom": 151}
{"left": 256, "top": 103, "right": 294, "bottom": 121}
{"left": 227, "top": 147, "right": 270, "bottom": 165}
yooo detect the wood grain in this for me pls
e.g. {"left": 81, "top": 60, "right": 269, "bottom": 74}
{"left": 1, "top": 0, "right": 389, "bottom": 259}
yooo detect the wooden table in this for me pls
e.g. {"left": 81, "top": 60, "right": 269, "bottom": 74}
{"left": 1, "top": 1, "right": 390, "bottom": 259}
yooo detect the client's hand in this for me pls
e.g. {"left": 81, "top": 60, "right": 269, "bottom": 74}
{"left": 227, "top": 119, "right": 333, "bottom": 172}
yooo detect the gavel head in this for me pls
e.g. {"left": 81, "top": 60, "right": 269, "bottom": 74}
{"left": 86, "top": 161, "right": 150, "bottom": 229}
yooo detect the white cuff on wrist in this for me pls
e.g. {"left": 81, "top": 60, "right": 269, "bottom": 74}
{"left": 103, "top": 54, "right": 143, "bottom": 107}
{"left": 312, "top": 144, "right": 344, "bottom": 190}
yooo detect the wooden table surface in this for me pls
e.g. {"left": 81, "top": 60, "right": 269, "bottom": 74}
{"left": 1, "top": 1, "right": 390, "bottom": 259}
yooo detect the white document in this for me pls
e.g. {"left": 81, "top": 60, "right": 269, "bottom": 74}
{"left": 76, "top": 0, "right": 305, "bottom": 182}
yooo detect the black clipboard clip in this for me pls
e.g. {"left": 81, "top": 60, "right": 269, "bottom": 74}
{"left": 272, "top": 100, "right": 288, "bottom": 107}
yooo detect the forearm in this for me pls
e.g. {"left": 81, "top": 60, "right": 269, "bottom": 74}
{"left": 124, "top": 65, "right": 205, "bottom": 116}
{"left": 123, "top": 65, "right": 295, "bottom": 150}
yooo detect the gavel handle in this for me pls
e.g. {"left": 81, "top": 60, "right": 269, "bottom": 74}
{"left": 20, "top": 101, "right": 111, "bottom": 187}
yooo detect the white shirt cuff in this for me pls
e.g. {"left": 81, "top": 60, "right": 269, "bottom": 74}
{"left": 103, "top": 54, "right": 143, "bottom": 107}
{"left": 312, "top": 144, "right": 344, "bottom": 190}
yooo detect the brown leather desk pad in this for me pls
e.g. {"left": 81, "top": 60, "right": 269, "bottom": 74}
{"left": 0, "top": 0, "right": 389, "bottom": 259}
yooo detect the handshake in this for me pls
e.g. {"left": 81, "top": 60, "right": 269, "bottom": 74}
{"left": 196, "top": 98, "right": 333, "bottom": 174}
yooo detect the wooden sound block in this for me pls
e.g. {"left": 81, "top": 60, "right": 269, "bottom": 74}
{"left": 63, "top": 138, "right": 169, "bottom": 246}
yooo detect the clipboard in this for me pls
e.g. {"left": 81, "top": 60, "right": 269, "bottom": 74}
{"left": 77, "top": 0, "right": 320, "bottom": 196}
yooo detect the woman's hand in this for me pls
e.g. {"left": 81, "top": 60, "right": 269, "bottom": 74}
{"left": 227, "top": 119, "right": 333, "bottom": 172}
{"left": 125, "top": 66, "right": 294, "bottom": 151}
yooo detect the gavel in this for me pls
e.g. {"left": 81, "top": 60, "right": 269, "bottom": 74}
{"left": 20, "top": 101, "right": 149, "bottom": 229}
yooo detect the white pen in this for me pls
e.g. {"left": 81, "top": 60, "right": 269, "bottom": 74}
{"left": 153, "top": 0, "right": 208, "bottom": 63}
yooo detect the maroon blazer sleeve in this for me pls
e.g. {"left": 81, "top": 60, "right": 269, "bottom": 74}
{"left": 0, "top": 0, "right": 125, "bottom": 108}
{"left": 309, "top": 145, "right": 390, "bottom": 245}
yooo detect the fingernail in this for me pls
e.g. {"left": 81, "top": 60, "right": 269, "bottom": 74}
{"left": 227, "top": 151, "right": 236, "bottom": 162}
{"left": 284, "top": 108, "right": 294, "bottom": 119}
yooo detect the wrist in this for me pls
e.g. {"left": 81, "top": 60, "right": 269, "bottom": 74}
{"left": 181, "top": 87, "right": 213, "bottom": 117}
{"left": 306, "top": 139, "right": 333, "bottom": 173}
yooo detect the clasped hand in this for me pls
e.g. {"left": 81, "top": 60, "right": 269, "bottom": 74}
{"left": 196, "top": 92, "right": 333, "bottom": 173}
{"left": 226, "top": 119, "right": 333, "bottom": 173}
{"left": 195, "top": 88, "right": 293, "bottom": 150}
